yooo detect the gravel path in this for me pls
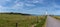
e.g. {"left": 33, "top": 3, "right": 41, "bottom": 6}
{"left": 46, "top": 16, "right": 60, "bottom": 27}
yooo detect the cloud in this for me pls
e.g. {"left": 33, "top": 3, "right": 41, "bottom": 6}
{"left": 5, "top": 0, "right": 11, "bottom": 2}
{"left": 0, "top": 5, "right": 3, "bottom": 9}
{"left": 0, "top": 0, "right": 60, "bottom": 15}
{"left": 25, "top": 3, "right": 36, "bottom": 6}
{"left": 53, "top": 3, "right": 60, "bottom": 8}
{"left": 53, "top": 10, "right": 60, "bottom": 15}
{"left": 0, "top": 0, "right": 10, "bottom": 4}
{"left": 0, "top": 5, "right": 11, "bottom": 12}
{"left": 0, "top": 5, "right": 9, "bottom": 9}
{"left": 32, "top": 0, "right": 44, "bottom": 3}
{"left": 12, "top": 2, "right": 24, "bottom": 9}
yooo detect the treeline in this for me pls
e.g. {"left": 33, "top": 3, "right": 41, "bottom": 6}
{"left": 0, "top": 12, "right": 31, "bottom": 16}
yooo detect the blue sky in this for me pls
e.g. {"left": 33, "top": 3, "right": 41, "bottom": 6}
{"left": 0, "top": 0, "right": 60, "bottom": 15}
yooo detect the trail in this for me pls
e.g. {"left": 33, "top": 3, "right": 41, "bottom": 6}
{"left": 46, "top": 16, "right": 60, "bottom": 27}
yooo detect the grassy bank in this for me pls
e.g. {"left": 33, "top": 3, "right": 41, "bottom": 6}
{"left": 0, "top": 14, "right": 46, "bottom": 27}
{"left": 52, "top": 16, "right": 60, "bottom": 20}
{"left": 34, "top": 16, "right": 47, "bottom": 27}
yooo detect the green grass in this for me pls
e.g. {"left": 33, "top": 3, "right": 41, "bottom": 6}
{"left": 52, "top": 16, "right": 60, "bottom": 20}
{"left": 0, "top": 14, "right": 46, "bottom": 27}
{"left": 35, "top": 16, "right": 47, "bottom": 27}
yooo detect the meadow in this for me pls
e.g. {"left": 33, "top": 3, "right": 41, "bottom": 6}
{"left": 52, "top": 16, "right": 60, "bottom": 20}
{"left": 0, "top": 13, "right": 46, "bottom": 27}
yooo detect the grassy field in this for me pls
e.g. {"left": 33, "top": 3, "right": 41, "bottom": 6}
{"left": 0, "top": 14, "right": 46, "bottom": 27}
{"left": 52, "top": 16, "right": 60, "bottom": 20}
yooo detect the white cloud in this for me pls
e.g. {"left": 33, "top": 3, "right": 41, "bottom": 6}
{"left": 0, "top": 5, "right": 9, "bottom": 12}
{"left": 0, "top": 0, "right": 13, "bottom": 6}
{"left": 6, "top": 0, "right": 11, "bottom": 2}
{"left": 0, "top": 0, "right": 11, "bottom": 3}
{"left": 32, "top": 0, "right": 44, "bottom": 3}
{"left": 0, "top": 5, "right": 12, "bottom": 9}
{"left": 53, "top": 10, "right": 60, "bottom": 15}
{"left": 0, "top": 5, "right": 6, "bottom": 9}
{"left": 53, "top": 3, "right": 60, "bottom": 8}
{"left": 32, "top": 1, "right": 39, "bottom": 3}
{"left": 12, "top": 2, "right": 24, "bottom": 9}
{"left": 54, "top": 5, "right": 60, "bottom": 8}
{"left": 25, "top": 4, "right": 35, "bottom": 6}
{"left": 0, "top": 5, "right": 3, "bottom": 8}
{"left": 14, "top": 0, "right": 19, "bottom": 3}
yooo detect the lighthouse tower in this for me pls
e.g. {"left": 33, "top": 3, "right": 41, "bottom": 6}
{"left": 46, "top": 11, "right": 48, "bottom": 15}
{"left": 46, "top": 9, "right": 48, "bottom": 15}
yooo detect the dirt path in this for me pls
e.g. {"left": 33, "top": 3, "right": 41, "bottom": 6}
{"left": 46, "top": 16, "right": 60, "bottom": 27}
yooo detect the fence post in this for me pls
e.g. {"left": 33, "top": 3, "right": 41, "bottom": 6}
{"left": 16, "top": 23, "right": 18, "bottom": 27}
{"left": 37, "top": 16, "right": 38, "bottom": 23}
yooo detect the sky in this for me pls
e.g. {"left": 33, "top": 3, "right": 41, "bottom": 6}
{"left": 0, "top": 0, "right": 60, "bottom": 15}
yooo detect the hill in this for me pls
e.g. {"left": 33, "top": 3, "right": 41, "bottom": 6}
{"left": 0, "top": 12, "right": 31, "bottom": 16}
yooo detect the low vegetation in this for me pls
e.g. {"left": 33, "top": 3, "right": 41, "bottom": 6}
{"left": 0, "top": 13, "right": 46, "bottom": 27}
{"left": 52, "top": 16, "right": 60, "bottom": 20}
{"left": 35, "top": 16, "right": 47, "bottom": 27}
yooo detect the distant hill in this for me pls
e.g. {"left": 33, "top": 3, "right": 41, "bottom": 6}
{"left": 0, "top": 12, "right": 31, "bottom": 16}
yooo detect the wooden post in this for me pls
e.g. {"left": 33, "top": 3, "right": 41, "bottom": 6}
{"left": 16, "top": 23, "right": 18, "bottom": 27}
{"left": 37, "top": 16, "right": 38, "bottom": 23}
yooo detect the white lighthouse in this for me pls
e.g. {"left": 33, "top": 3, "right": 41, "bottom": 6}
{"left": 46, "top": 11, "right": 48, "bottom": 15}
{"left": 46, "top": 9, "right": 48, "bottom": 15}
